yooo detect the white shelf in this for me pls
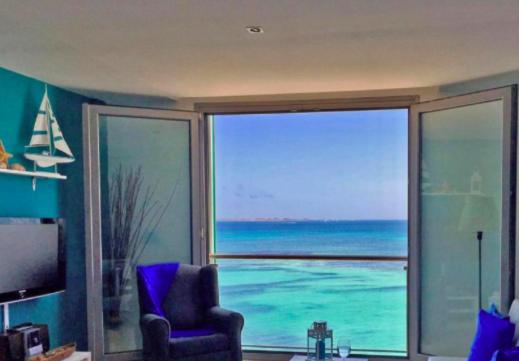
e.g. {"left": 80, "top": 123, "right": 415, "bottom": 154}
{"left": 0, "top": 168, "right": 66, "bottom": 180}
{"left": 0, "top": 167, "right": 67, "bottom": 190}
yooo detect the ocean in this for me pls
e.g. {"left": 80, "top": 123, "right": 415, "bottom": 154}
{"left": 215, "top": 220, "right": 408, "bottom": 355}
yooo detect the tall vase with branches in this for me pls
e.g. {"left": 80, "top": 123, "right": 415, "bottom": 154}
{"left": 106, "top": 164, "right": 179, "bottom": 324}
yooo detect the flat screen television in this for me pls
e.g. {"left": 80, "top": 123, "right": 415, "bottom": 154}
{"left": 0, "top": 218, "right": 66, "bottom": 304}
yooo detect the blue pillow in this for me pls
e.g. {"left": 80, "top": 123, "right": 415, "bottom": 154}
{"left": 490, "top": 347, "right": 519, "bottom": 361}
{"left": 468, "top": 310, "right": 515, "bottom": 361}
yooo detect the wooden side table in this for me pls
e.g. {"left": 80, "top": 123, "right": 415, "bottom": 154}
{"left": 63, "top": 352, "right": 91, "bottom": 361}
{"left": 290, "top": 355, "right": 368, "bottom": 361}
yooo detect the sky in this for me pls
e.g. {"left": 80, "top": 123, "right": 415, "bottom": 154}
{"left": 213, "top": 109, "right": 408, "bottom": 221}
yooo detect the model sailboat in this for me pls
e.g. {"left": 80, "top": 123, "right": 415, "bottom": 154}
{"left": 24, "top": 87, "right": 74, "bottom": 172}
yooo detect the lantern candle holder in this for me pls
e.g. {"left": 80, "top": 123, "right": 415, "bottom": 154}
{"left": 307, "top": 321, "right": 333, "bottom": 361}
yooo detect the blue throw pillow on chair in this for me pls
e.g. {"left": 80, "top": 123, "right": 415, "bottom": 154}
{"left": 468, "top": 310, "right": 516, "bottom": 361}
{"left": 490, "top": 347, "right": 519, "bottom": 361}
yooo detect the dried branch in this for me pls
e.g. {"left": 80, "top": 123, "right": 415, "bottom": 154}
{"left": 106, "top": 164, "right": 182, "bottom": 297}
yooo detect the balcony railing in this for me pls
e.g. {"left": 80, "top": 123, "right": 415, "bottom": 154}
{"left": 210, "top": 253, "right": 407, "bottom": 261}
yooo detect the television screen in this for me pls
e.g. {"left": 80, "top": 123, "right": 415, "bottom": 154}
{"left": 0, "top": 218, "right": 66, "bottom": 304}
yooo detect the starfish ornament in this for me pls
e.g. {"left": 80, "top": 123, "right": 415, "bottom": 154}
{"left": 0, "top": 140, "right": 13, "bottom": 165}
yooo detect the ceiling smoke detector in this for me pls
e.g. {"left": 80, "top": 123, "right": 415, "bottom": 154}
{"left": 246, "top": 26, "right": 264, "bottom": 34}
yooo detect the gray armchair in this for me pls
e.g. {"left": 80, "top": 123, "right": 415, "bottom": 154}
{"left": 137, "top": 263, "right": 244, "bottom": 361}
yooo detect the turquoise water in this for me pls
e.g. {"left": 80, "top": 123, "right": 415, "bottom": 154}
{"left": 215, "top": 221, "right": 407, "bottom": 355}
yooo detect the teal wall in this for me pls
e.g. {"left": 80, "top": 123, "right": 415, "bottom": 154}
{"left": 0, "top": 67, "right": 91, "bottom": 349}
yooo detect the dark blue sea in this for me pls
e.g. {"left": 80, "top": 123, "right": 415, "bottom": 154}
{"left": 216, "top": 220, "right": 407, "bottom": 256}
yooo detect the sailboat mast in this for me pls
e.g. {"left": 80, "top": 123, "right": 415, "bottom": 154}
{"left": 45, "top": 86, "right": 55, "bottom": 156}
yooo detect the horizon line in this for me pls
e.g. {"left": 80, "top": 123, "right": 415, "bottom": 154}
{"left": 216, "top": 218, "right": 407, "bottom": 222}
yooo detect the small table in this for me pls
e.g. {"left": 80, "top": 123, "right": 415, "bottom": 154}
{"left": 290, "top": 355, "right": 368, "bottom": 361}
{"left": 63, "top": 352, "right": 91, "bottom": 361}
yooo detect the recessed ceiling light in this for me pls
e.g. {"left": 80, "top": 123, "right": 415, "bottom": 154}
{"left": 246, "top": 26, "right": 264, "bottom": 34}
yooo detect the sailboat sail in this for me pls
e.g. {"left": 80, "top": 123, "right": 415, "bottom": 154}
{"left": 28, "top": 94, "right": 51, "bottom": 147}
{"left": 24, "top": 87, "right": 75, "bottom": 169}
{"left": 49, "top": 106, "right": 73, "bottom": 157}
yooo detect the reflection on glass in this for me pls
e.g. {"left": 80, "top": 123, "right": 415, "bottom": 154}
{"left": 419, "top": 101, "right": 503, "bottom": 356}
{"left": 99, "top": 116, "right": 192, "bottom": 354}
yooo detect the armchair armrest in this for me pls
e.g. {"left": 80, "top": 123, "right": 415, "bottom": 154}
{"left": 207, "top": 306, "right": 244, "bottom": 334}
{"left": 140, "top": 314, "right": 171, "bottom": 361}
{"left": 207, "top": 306, "right": 244, "bottom": 361}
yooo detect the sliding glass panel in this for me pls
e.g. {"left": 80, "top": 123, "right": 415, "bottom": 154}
{"left": 98, "top": 115, "right": 192, "bottom": 354}
{"left": 419, "top": 100, "right": 504, "bottom": 356}
{"left": 85, "top": 107, "right": 201, "bottom": 361}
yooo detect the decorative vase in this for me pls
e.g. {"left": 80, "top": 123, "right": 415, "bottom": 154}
{"left": 107, "top": 259, "right": 126, "bottom": 326}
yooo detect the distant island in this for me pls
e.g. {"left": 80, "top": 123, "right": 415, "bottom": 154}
{"left": 217, "top": 217, "right": 309, "bottom": 222}
{"left": 216, "top": 218, "right": 406, "bottom": 222}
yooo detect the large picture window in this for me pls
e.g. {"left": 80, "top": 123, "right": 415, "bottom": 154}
{"left": 209, "top": 110, "right": 408, "bottom": 356}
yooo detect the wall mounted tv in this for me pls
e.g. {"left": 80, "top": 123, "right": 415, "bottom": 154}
{"left": 0, "top": 218, "right": 66, "bottom": 304}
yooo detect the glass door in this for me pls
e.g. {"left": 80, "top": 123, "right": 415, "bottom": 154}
{"left": 84, "top": 105, "right": 203, "bottom": 361}
{"left": 409, "top": 87, "right": 516, "bottom": 359}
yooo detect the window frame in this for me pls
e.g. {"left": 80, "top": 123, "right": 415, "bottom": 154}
{"left": 200, "top": 97, "right": 417, "bottom": 360}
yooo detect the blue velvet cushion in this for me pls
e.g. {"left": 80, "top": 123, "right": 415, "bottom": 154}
{"left": 490, "top": 347, "right": 519, "bottom": 361}
{"left": 136, "top": 263, "right": 180, "bottom": 317}
{"left": 170, "top": 327, "right": 216, "bottom": 339}
{"left": 468, "top": 310, "right": 515, "bottom": 361}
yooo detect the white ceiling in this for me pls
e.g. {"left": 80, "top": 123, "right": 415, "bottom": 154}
{"left": 1, "top": 0, "right": 519, "bottom": 99}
